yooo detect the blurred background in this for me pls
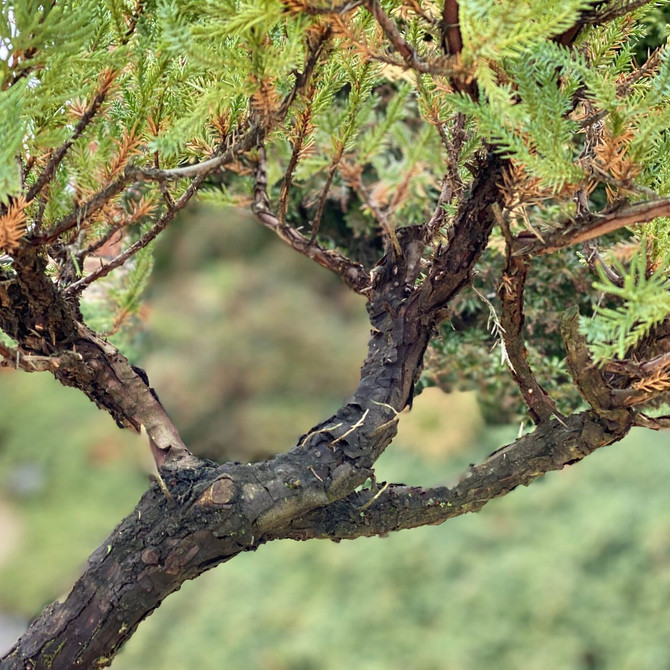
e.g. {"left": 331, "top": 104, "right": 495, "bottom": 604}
{"left": 0, "top": 208, "right": 669, "bottom": 669}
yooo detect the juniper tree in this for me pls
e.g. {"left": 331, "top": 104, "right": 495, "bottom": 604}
{"left": 1, "top": 0, "right": 669, "bottom": 666}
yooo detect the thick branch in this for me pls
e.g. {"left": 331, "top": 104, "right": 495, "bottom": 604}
{"left": 416, "top": 151, "right": 505, "bottom": 312}
{"left": 2, "top": 401, "right": 633, "bottom": 669}
{"left": 278, "top": 410, "right": 633, "bottom": 541}
{"left": 0, "top": 246, "right": 190, "bottom": 465}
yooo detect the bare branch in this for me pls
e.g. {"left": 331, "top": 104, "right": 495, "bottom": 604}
{"left": 277, "top": 409, "right": 632, "bottom": 541}
{"left": 513, "top": 197, "right": 670, "bottom": 256}
{"left": 498, "top": 247, "right": 559, "bottom": 423}
{"left": 251, "top": 147, "right": 371, "bottom": 293}
{"left": 64, "top": 173, "right": 206, "bottom": 295}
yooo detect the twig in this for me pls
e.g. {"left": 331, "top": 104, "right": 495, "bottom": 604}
{"left": 357, "top": 481, "right": 390, "bottom": 511}
{"left": 298, "top": 422, "right": 343, "bottom": 447}
{"left": 251, "top": 147, "right": 371, "bottom": 293}
{"left": 581, "top": 0, "right": 655, "bottom": 25}
{"left": 286, "top": 0, "right": 363, "bottom": 15}
{"left": 582, "top": 240, "right": 623, "bottom": 286}
{"left": 340, "top": 161, "right": 402, "bottom": 256}
{"left": 513, "top": 197, "right": 670, "bottom": 256}
{"left": 427, "top": 113, "right": 466, "bottom": 237}
{"left": 65, "top": 174, "right": 206, "bottom": 295}
{"left": 364, "top": 0, "right": 432, "bottom": 74}
{"left": 26, "top": 69, "right": 117, "bottom": 204}
{"left": 30, "top": 172, "right": 131, "bottom": 245}
{"left": 132, "top": 127, "right": 261, "bottom": 182}
{"left": 330, "top": 408, "right": 370, "bottom": 446}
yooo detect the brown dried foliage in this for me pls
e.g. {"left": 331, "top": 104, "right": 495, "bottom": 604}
{"left": 104, "top": 125, "right": 142, "bottom": 182}
{"left": 0, "top": 196, "right": 28, "bottom": 251}
{"left": 592, "top": 125, "right": 642, "bottom": 200}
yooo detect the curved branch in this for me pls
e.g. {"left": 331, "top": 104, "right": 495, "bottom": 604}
{"left": 251, "top": 147, "right": 371, "bottom": 293}
{"left": 498, "top": 252, "right": 558, "bottom": 423}
{"left": 277, "top": 409, "right": 633, "bottom": 541}
{"left": 513, "top": 197, "right": 670, "bottom": 256}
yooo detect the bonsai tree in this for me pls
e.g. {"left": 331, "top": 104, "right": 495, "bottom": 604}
{"left": 1, "top": 0, "right": 669, "bottom": 666}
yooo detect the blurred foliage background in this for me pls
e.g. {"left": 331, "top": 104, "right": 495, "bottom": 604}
{"left": 0, "top": 208, "right": 669, "bottom": 669}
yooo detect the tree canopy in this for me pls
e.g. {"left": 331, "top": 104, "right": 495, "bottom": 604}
{"left": 1, "top": 0, "right": 669, "bottom": 667}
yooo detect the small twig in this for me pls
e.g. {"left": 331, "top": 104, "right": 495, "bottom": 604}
{"left": 310, "top": 161, "right": 340, "bottom": 242}
{"left": 582, "top": 240, "right": 623, "bottom": 286}
{"left": 581, "top": 0, "right": 655, "bottom": 25}
{"left": 65, "top": 174, "right": 205, "bottom": 295}
{"left": 358, "top": 481, "right": 390, "bottom": 511}
{"left": 330, "top": 408, "right": 370, "bottom": 446}
{"left": 427, "top": 113, "right": 467, "bottom": 237}
{"left": 30, "top": 172, "right": 131, "bottom": 245}
{"left": 298, "top": 422, "right": 343, "bottom": 447}
{"left": 288, "top": 0, "right": 363, "bottom": 15}
{"left": 364, "top": 0, "right": 432, "bottom": 74}
{"left": 279, "top": 109, "right": 311, "bottom": 225}
{"left": 26, "top": 70, "right": 117, "bottom": 204}
{"left": 340, "top": 161, "right": 402, "bottom": 256}
{"left": 307, "top": 465, "right": 324, "bottom": 483}
{"left": 513, "top": 197, "right": 670, "bottom": 256}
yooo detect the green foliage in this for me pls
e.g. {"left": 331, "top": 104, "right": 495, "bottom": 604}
{"left": 460, "top": 0, "right": 592, "bottom": 61}
{"left": 0, "top": 82, "right": 27, "bottom": 203}
{"left": 582, "top": 246, "right": 670, "bottom": 364}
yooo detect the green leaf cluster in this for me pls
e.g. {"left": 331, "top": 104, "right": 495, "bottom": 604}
{"left": 582, "top": 246, "right": 670, "bottom": 364}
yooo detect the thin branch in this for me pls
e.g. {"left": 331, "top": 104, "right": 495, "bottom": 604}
{"left": 251, "top": 147, "right": 371, "bottom": 293}
{"left": 498, "top": 241, "right": 559, "bottom": 423}
{"left": 426, "top": 112, "right": 466, "bottom": 237}
{"left": 634, "top": 413, "right": 670, "bottom": 430}
{"left": 30, "top": 172, "right": 132, "bottom": 244}
{"left": 581, "top": 0, "right": 656, "bottom": 25}
{"left": 340, "top": 160, "right": 402, "bottom": 256}
{"left": 513, "top": 197, "right": 670, "bottom": 256}
{"left": 285, "top": 0, "right": 363, "bottom": 15}
{"left": 25, "top": 69, "right": 117, "bottom": 204}
{"left": 64, "top": 175, "right": 205, "bottom": 295}
{"left": 131, "top": 127, "right": 262, "bottom": 182}
{"left": 75, "top": 223, "right": 122, "bottom": 266}
{"left": 364, "top": 0, "right": 433, "bottom": 74}
{"left": 581, "top": 240, "right": 623, "bottom": 286}
{"left": 310, "top": 158, "right": 340, "bottom": 242}
{"left": 279, "top": 114, "right": 310, "bottom": 225}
